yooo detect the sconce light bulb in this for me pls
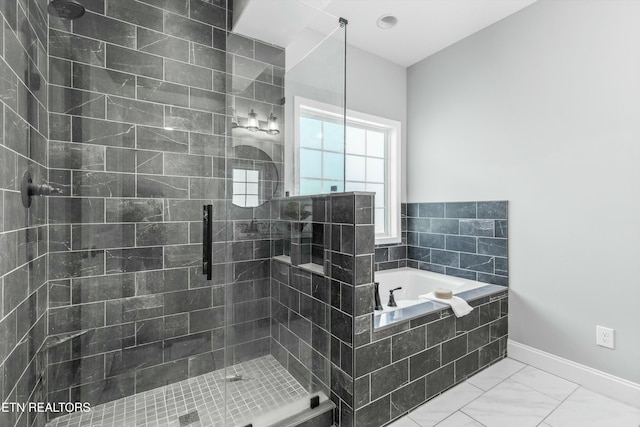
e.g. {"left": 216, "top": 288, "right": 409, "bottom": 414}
{"left": 231, "top": 108, "right": 239, "bottom": 128}
{"left": 246, "top": 109, "right": 259, "bottom": 132}
{"left": 267, "top": 113, "right": 280, "bottom": 135}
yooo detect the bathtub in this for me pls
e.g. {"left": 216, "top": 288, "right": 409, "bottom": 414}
{"left": 374, "top": 267, "right": 502, "bottom": 328}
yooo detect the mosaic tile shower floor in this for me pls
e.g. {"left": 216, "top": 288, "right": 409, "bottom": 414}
{"left": 46, "top": 355, "right": 309, "bottom": 427}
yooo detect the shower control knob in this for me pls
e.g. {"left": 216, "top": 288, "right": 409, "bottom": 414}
{"left": 21, "top": 171, "right": 63, "bottom": 208}
{"left": 31, "top": 183, "right": 62, "bottom": 196}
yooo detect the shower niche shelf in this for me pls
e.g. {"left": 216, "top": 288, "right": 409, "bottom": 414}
{"left": 272, "top": 196, "right": 328, "bottom": 275}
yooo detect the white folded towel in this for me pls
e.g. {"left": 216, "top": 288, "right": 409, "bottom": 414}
{"left": 419, "top": 292, "right": 474, "bottom": 317}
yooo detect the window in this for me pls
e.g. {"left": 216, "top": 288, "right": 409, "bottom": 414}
{"left": 295, "top": 97, "right": 401, "bottom": 244}
{"left": 232, "top": 168, "right": 260, "bottom": 207}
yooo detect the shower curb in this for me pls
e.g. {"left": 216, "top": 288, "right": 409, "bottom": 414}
{"left": 270, "top": 400, "right": 335, "bottom": 427}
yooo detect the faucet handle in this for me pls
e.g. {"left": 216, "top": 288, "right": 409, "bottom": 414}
{"left": 388, "top": 287, "right": 402, "bottom": 307}
{"left": 373, "top": 282, "right": 383, "bottom": 311}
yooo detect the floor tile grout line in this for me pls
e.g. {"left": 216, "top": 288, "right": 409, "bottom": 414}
{"left": 459, "top": 368, "right": 563, "bottom": 424}
{"left": 405, "top": 359, "right": 557, "bottom": 427}
{"left": 406, "top": 382, "right": 484, "bottom": 426}
{"left": 433, "top": 409, "right": 488, "bottom": 427}
{"left": 466, "top": 359, "right": 527, "bottom": 392}
{"left": 536, "top": 385, "right": 583, "bottom": 426}
{"left": 508, "top": 368, "right": 580, "bottom": 403}
{"left": 459, "top": 406, "right": 490, "bottom": 427}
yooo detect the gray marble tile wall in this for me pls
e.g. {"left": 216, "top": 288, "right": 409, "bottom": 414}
{"left": 0, "top": 0, "right": 50, "bottom": 425}
{"left": 353, "top": 290, "right": 509, "bottom": 426}
{"left": 375, "top": 201, "right": 509, "bottom": 286}
{"left": 271, "top": 196, "right": 317, "bottom": 267}
{"left": 374, "top": 203, "right": 408, "bottom": 271}
{"left": 269, "top": 192, "right": 375, "bottom": 427}
{"left": 367, "top": 201, "right": 509, "bottom": 425}
{"left": 225, "top": 24, "right": 285, "bottom": 366}
{"left": 44, "top": 0, "right": 285, "bottom": 414}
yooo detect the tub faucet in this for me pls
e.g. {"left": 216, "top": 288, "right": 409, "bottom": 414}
{"left": 388, "top": 287, "right": 402, "bottom": 307}
{"left": 374, "top": 282, "right": 383, "bottom": 311}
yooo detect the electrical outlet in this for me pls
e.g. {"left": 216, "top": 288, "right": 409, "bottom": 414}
{"left": 596, "top": 325, "right": 615, "bottom": 349}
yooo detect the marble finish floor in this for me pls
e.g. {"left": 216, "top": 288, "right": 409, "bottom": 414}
{"left": 388, "top": 357, "right": 640, "bottom": 427}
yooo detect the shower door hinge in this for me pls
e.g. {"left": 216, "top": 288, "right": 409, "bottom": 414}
{"left": 310, "top": 395, "right": 320, "bottom": 409}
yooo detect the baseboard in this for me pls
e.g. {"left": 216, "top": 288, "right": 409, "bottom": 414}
{"left": 508, "top": 340, "right": 640, "bottom": 409}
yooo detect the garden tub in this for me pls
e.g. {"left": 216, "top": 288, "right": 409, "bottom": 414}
{"left": 374, "top": 267, "right": 505, "bottom": 328}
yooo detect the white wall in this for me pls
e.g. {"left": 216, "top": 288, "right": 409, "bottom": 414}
{"left": 407, "top": 0, "right": 640, "bottom": 383}
{"left": 346, "top": 45, "right": 407, "bottom": 201}
{"left": 285, "top": 39, "right": 407, "bottom": 200}
{"left": 283, "top": 29, "right": 346, "bottom": 193}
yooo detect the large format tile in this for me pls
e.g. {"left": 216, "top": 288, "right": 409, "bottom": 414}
{"left": 510, "top": 366, "right": 578, "bottom": 401}
{"left": 388, "top": 416, "right": 421, "bottom": 427}
{"left": 466, "top": 357, "right": 525, "bottom": 390}
{"left": 544, "top": 387, "right": 640, "bottom": 427}
{"left": 461, "top": 379, "right": 557, "bottom": 427}
{"left": 435, "top": 412, "right": 483, "bottom": 427}
{"left": 409, "top": 383, "right": 483, "bottom": 427}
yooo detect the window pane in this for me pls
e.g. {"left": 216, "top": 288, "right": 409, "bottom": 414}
{"left": 324, "top": 121, "right": 344, "bottom": 153}
{"left": 246, "top": 195, "right": 259, "bottom": 207}
{"left": 345, "top": 155, "right": 365, "bottom": 181}
{"left": 300, "top": 117, "right": 322, "bottom": 149}
{"left": 323, "top": 152, "right": 344, "bottom": 180}
{"left": 233, "top": 169, "right": 245, "bottom": 181}
{"left": 246, "top": 183, "right": 259, "bottom": 194}
{"left": 367, "top": 130, "right": 385, "bottom": 157}
{"left": 346, "top": 127, "right": 365, "bottom": 155}
{"left": 298, "top": 106, "right": 398, "bottom": 241}
{"left": 300, "top": 148, "right": 322, "bottom": 178}
{"left": 233, "top": 182, "right": 246, "bottom": 194}
{"left": 375, "top": 208, "right": 386, "bottom": 233}
{"left": 300, "top": 178, "right": 322, "bottom": 195}
{"left": 323, "top": 180, "right": 344, "bottom": 193}
{"left": 345, "top": 181, "right": 366, "bottom": 191}
{"left": 367, "top": 158, "right": 385, "bottom": 183}
{"left": 247, "top": 170, "right": 259, "bottom": 181}
{"left": 233, "top": 195, "right": 245, "bottom": 206}
{"left": 367, "top": 183, "right": 385, "bottom": 208}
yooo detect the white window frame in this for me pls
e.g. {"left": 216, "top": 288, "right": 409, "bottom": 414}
{"left": 294, "top": 96, "right": 401, "bottom": 244}
{"left": 232, "top": 168, "right": 260, "bottom": 207}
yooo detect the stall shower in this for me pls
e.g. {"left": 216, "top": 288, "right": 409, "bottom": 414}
{"left": 0, "top": 0, "right": 346, "bottom": 425}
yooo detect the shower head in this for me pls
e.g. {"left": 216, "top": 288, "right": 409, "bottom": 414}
{"left": 47, "top": 0, "right": 86, "bottom": 20}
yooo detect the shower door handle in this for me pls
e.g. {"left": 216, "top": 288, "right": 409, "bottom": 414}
{"left": 203, "top": 204, "right": 213, "bottom": 280}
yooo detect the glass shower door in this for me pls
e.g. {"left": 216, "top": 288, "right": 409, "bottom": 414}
{"left": 44, "top": 0, "right": 232, "bottom": 426}
{"left": 224, "top": 3, "right": 347, "bottom": 425}
{"left": 2, "top": 0, "right": 352, "bottom": 424}
{"left": 286, "top": 16, "right": 348, "bottom": 197}
{"left": 0, "top": 0, "right": 49, "bottom": 426}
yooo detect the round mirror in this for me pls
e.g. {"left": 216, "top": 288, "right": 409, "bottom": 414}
{"left": 232, "top": 145, "right": 279, "bottom": 207}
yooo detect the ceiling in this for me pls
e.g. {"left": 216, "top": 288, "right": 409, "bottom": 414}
{"left": 233, "top": 0, "right": 538, "bottom": 68}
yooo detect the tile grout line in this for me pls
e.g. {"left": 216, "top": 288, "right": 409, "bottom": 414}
{"left": 459, "top": 361, "right": 570, "bottom": 427}
{"left": 536, "top": 385, "right": 582, "bottom": 427}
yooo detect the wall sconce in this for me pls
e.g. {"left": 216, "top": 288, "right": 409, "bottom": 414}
{"left": 232, "top": 109, "right": 280, "bottom": 135}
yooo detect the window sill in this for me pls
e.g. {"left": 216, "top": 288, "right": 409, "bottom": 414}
{"left": 375, "top": 235, "right": 402, "bottom": 245}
